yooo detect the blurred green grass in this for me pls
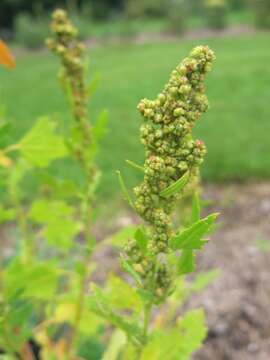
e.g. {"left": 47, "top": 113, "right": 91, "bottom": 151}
{"left": 1, "top": 33, "right": 270, "bottom": 199}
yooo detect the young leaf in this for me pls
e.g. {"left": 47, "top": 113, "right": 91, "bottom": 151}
{"left": 177, "top": 250, "right": 195, "bottom": 275}
{"left": 126, "top": 159, "right": 144, "bottom": 172}
{"left": 120, "top": 259, "right": 142, "bottom": 286}
{"left": 19, "top": 117, "right": 67, "bottom": 167}
{"left": 87, "top": 72, "right": 100, "bottom": 96}
{"left": 169, "top": 213, "right": 218, "bottom": 250}
{"left": 93, "top": 109, "right": 108, "bottom": 142}
{"left": 160, "top": 172, "right": 189, "bottom": 198}
{"left": 134, "top": 227, "right": 148, "bottom": 251}
{"left": 191, "top": 269, "right": 220, "bottom": 292}
{"left": 116, "top": 170, "right": 134, "bottom": 208}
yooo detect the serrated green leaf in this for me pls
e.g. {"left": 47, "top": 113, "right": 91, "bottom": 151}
{"left": 53, "top": 298, "right": 102, "bottom": 335}
{"left": 178, "top": 250, "right": 195, "bottom": 275}
{"left": 140, "top": 309, "right": 207, "bottom": 360}
{"left": 0, "top": 300, "right": 33, "bottom": 351}
{"left": 45, "top": 218, "right": 81, "bottom": 249}
{"left": 177, "top": 309, "right": 207, "bottom": 357}
{"left": 134, "top": 227, "right": 148, "bottom": 251}
{"left": 106, "top": 274, "right": 142, "bottom": 313}
{"left": 29, "top": 198, "right": 73, "bottom": 223}
{"left": 88, "top": 284, "right": 142, "bottom": 345}
{"left": 37, "top": 172, "right": 79, "bottom": 199}
{"left": 121, "top": 259, "right": 142, "bottom": 286}
{"left": 169, "top": 213, "right": 218, "bottom": 251}
{"left": 29, "top": 199, "right": 81, "bottom": 250}
{"left": 19, "top": 117, "right": 67, "bottom": 167}
{"left": 4, "top": 259, "right": 59, "bottom": 301}
{"left": 160, "top": 172, "right": 189, "bottom": 198}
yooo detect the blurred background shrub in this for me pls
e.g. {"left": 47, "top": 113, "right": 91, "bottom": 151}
{"left": 14, "top": 13, "right": 50, "bottom": 49}
{"left": 1, "top": 0, "right": 270, "bottom": 46}
{"left": 204, "top": 0, "right": 228, "bottom": 29}
{"left": 167, "top": 0, "right": 187, "bottom": 34}
{"left": 252, "top": 0, "right": 270, "bottom": 28}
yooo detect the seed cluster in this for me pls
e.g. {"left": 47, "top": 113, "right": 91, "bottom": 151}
{"left": 46, "top": 9, "right": 91, "bottom": 168}
{"left": 127, "top": 46, "right": 215, "bottom": 302}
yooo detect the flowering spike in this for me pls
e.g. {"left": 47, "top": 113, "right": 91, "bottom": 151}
{"left": 126, "top": 45, "right": 215, "bottom": 303}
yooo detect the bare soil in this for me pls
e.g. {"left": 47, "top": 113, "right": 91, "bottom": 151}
{"left": 189, "top": 182, "right": 270, "bottom": 359}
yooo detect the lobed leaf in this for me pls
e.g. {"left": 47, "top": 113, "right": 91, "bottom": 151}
{"left": 169, "top": 213, "right": 219, "bottom": 251}
{"left": 88, "top": 284, "right": 143, "bottom": 345}
{"left": 4, "top": 259, "right": 59, "bottom": 301}
{"left": 29, "top": 199, "right": 81, "bottom": 250}
{"left": 19, "top": 117, "right": 67, "bottom": 167}
{"left": 140, "top": 309, "right": 207, "bottom": 360}
{"left": 106, "top": 274, "right": 142, "bottom": 313}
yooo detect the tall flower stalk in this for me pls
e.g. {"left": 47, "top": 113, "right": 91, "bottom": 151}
{"left": 123, "top": 45, "right": 216, "bottom": 355}
{"left": 46, "top": 10, "right": 101, "bottom": 358}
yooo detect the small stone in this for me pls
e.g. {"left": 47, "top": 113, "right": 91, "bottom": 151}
{"left": 247, "top": 342, "right": 259, "bottom": 353}
{"left": 212, "top": 321, "right": 229, "bottom": 336}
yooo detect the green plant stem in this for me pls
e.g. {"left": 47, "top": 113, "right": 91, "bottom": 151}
{"left": 66, "top": 253, "right": 91, "bottom": 359}
{"left": 143, "top": 303, "right": 152, "bottom": 340}
{"left": 13, "top": 196, "right": 34, "bottom": 262}
{"left": 66, "top": 186, "right": 94, "bottom": 359}
{"left": 136, "top": 301, "right": 153, "bottom": 359}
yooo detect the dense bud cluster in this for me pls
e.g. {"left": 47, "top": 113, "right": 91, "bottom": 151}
{"left": 46, "top": 9, "right": 91, "bottom": 167}
{"left": 128, "top": 46, "right": 215, "bottom": 302}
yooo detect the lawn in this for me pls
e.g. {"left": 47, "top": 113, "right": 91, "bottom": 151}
{"left": 1, "top": 32, "right": 270, "bottom": 199}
